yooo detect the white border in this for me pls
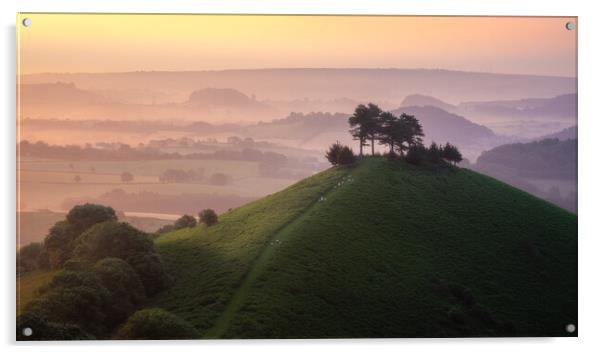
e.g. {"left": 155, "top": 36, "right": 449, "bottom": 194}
{"left": 2, "top": 1, "right": 601, "bottom": 353}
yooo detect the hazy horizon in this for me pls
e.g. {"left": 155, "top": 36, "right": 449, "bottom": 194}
{"left": 18, "top": 14, "right": 576, "bottom": 77}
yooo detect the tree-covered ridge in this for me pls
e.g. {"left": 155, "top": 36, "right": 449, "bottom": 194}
{"left": 476, "top": 138, "right": 577, "bottom": 180}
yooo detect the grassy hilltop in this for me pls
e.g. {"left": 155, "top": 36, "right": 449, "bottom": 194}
{"left": 151, "top": 157, "right": 577, "bottom": 338}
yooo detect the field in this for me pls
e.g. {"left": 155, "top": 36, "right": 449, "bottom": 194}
{"left": 18, "top": 159, "right": 299, "bottom": 211}
{"left": 150, "top": 157, "right": 577, "bottom": 338}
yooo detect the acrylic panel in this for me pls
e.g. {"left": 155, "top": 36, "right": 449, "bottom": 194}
{"left": 16, "top": 13, "right": 577, "bottom": 340}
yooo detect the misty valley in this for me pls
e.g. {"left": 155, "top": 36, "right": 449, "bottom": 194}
{"left": 17, "top": 68, "right": 577, "bottom": 339}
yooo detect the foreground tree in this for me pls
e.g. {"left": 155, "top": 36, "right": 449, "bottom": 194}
{"left": 199, "top": 209, "right": 218, "bottom": 227}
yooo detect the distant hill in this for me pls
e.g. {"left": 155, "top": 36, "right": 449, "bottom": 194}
{"left": 537, "top": 126, "right": 577, "bottom": 141}
{"left": 150, "top": 157, "right": 577, "bottom": 338}
{"left": 459, "top": 93, "right": 577, "bottom": 119}
{"left": 400, "top": 94, "right": 458, "bottom": 112}
{"left": 474, "top": 138, "right": 577, "bottom": 211}
{"left": 392, "top": 105, "right": 496, "bottom": 146}
{"left": 20, "top": 68, "right": 576, "bottom": 103}
{"left": 19, "top": 82, "right": 111, "bottom": 105}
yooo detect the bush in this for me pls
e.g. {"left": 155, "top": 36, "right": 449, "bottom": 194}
{"left": 73, "top": 221, "right": 155, "bottom": 262}
{"left": 126, "top": 253, "right": 172, "bottom": 296}
{"left": 156, "top": 224, "right": 175, "bottom": 234}
{"left": 338, "top": 146, "right": 355, "bottom": 165}
{"left": 174, "top": 215, "right": 197, "bottom": 230}
{"left": 199, "top": 209, "right": 218, "bottom": 227}
{"left": 209, "top": 172, "right": 231, "bottom": 186}
{"left": 66, "top": 203, "right": 117, "bottom": 233}
{"left": 405, "top": 145, "right": 428, "bottom": 165}
{"left": 325, "top": 141, "right": 355, "bottom": 166}
{"left": 92, "top": 258, "right": 146, "bottom": 325}
{"left": 24, "top": 270, "right": 111, "bottom": 336}
{"left": 72, "top": 221, "right": 170, "bottom": 295}
{"left": 116, "top": 308, "right": 198, "bottom": 340}
{"left": 43, "top": 220, "right": 80, "bottom": 268}
{"left": 16, "top": 312, "right": 93, "bottom": 341}
{"left": 17, "top": 242, "right": 43, "bottom": 274}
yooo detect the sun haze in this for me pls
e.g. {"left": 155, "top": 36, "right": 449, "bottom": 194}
{"left": 17, "top": 14, "right": 576, "bottom": 76}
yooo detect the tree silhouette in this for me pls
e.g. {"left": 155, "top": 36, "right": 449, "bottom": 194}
{"left": 326, "top": 141, "right": 355, "bottom": 166}
{"left": 199, "top": 209, "right": 218, "bottom": 227}
{"left": 376, "top": 111, "right": 399, "bottom": 155}
{"left": 349, "top": 103, "right": 381, "bottom": 156}
{"left": 442, "top": 143, "right": 463, "bottom": 165}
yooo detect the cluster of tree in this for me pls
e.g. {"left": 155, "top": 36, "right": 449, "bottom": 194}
{"left": 406, "top": 142, "right": 463, "bottom": 166}
{"left": 325, "top": 141, "right": 355, "bottom": 166}
{"left": 156, "top": 209, "right": 219, "bottom": 234}
{"left": 17, "top": 204, "right": 174, "bottom": 340}
{"left": 349, "top": 103, "right": 425, "bottom": 156}
{"left": 324, "top": 103, "right": 464, "bottom": 167}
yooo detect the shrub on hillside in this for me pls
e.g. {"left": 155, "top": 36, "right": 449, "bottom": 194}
{"left": 174, "top": 215, "right": 197, "bottom": 229}
{"left": 125, "top": 252, "right": 172, "bottom": 296}
{"left": 24, "top": 270, "right": 111, "bottom": 336}
{"left": 326, "top": 141, "right": 355, "bottom": 166}
{"left": 199, "top": 209, "right": 218, "bottom": 227}
{"left": 116, "top": 308, "right": 198, "bottom": 340}
{"left": 92, "top": 258, "right": 146, "bottom": 325}
{"left": 17, "top": 242, "right": 43, "bottom": 274}
{"left": 156, "top": 224, "right": 175, "bottom": 234}
{"left": 73, "top": 221, "right": 154, "bottom": 262}
{"left": 66, "top": 203, "right": 117, "bottom": 233}
{"left": 405, "top": 145, "right": 428, "bottom": 165}
{"left": 72, "top": 221, "right": 170, "bottom": 295}
{"left": 43, "top": 220, "right": 81, "bottom": 268}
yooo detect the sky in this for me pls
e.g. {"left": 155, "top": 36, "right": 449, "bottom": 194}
{"left": 17, "top": 14, "right": 577, "bottom": 77}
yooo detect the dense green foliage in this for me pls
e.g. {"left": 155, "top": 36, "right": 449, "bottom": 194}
{"left": 116, "top": 308, "right": 198, "bottom": 340}
{"left": 199, "top": 209, "right": 219, "bottom": 227}
{"left": 17, "top": 204, "right": 172, "bottom": 340}
{"left": 325, "top": 141, "right": 355, "bottom": 166}
{"left": 174, "top": 215, "right": 198, "bottom": 230}
{"left": 17, "top": 312, "right": 93, "bottom": 341}
{"left": 150, "top": 158, "right": 576, "bottom": 338}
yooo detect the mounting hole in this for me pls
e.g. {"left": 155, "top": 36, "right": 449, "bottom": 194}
{"left": 566, "top": 323, "right": 576, "bottom": 333}
{"left": 22, "top": 327, "right": 33, "bottom": 337}
{"left": 22, "top": 18, "right": 32, "bottom": 27}
{"left": 565, "top": 22, "right": 575, "bottom": 31}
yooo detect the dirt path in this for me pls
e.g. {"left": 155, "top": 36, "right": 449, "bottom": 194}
{"left": 203, "top": 173, "right": 352, "bottom": 338}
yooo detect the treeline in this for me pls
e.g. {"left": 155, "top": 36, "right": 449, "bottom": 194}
{"left": 17, "top": 204, "right": 197, "bottom": 340}
{"left": 19, "top": 140, "right": 289, "bottom": 163}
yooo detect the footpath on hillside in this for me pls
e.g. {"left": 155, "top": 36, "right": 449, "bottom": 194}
{"left": 203, "top": 172, "right": 355, "bottom": 338}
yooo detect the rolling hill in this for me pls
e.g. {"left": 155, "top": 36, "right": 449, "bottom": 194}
{"left": 150, "top": 157, "right": 577, "bottom": 338}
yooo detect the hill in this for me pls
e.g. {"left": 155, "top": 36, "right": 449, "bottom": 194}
{"left": 150, "top": 157, "right": 577, "bottom": 338}
{"left": 474, "top": 138, "right": 577, "bottom": 212}
{"left": 21, "top": 69, "right": 575, "bottom": 103}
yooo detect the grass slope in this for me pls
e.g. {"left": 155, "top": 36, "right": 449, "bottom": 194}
{"left": 153, "top": 158, "right": 577, "bottom": 338}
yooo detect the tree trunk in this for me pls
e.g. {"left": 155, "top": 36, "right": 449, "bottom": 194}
{"left": 359, "top": 139, "right": 364, "bottom": 156}
{"left": 371, "top": 137, "right": 375, "bottom": 156}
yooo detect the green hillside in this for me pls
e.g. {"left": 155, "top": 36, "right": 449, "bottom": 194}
{"left": 151, "top": 157, "right": 577, "bottom": 338}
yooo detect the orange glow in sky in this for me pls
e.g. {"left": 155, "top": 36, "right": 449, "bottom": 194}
{"left": 17, "top": 14, "right": 577, "bottom": 76}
